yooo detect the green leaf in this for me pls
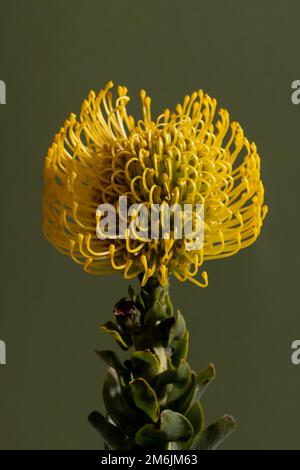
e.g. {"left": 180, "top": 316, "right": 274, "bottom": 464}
{"left": 128, "top": 285, "right": 136, "bottom": 301}
{"left": 130, "top": 378, "right": 160, "bottom": 422}
{"left": 154, "top": 369, "right": 179, "bottom": 397}
{"left": 194, "top": 363, "right": 216, "bottom": 401}
{"left": 88, "top": 411, "right": 129, "bottom": 450}
{"left": 100, "top": 322, "right": 130, "bottom": 350}
{"left": 95, "top": 350, "right": 128, "bottom": 377}
{"left": 135, "top": 409, "right": 193, "bottom": 447}
{"left": 174, "top": 401, "right": 205, "bottom": 450}
{"left": 167, "top": 360, "right": 191, "bottom": 402}
{"left": 169, "top": 310, "right": 186, "bottom": 343}
{"left": 135, "top": 425, "right": 168, "bottom": 449}
{"left": 165, "top": 293, "right": 174, "bottom": 317}
{"left": 191, "top": 415, "right": 236, "bottom": 450}
{"left": 186, "top": 400, "right": 205, "bottom": 436}
{"left": 153, "top": 318, "right": 175, "bottom": 347}
{"left": 144, "top": 304, "right": 167, "bottom": 326}
{"left": 103, "top": 367, "right": 142, "bottom": 434}
{"left": 198, "top": 362, "right": 216, "bottom": 383}
{"left": 135, "top": 293, "right": 145, "bottom": 311}
{"left": 131, "top": 350, "right": 160, "bottom": 370}
{"left": 170, "top": 371, "right": 197, "bottom": 414}
{"left": 172, "top": 330, "right": 189, "bottom": 367}
{"left": 153, "top": 310, "right": 186, "bottom": 347}
{"left": 154, "top": 359, "right": 190, "bottom": 401}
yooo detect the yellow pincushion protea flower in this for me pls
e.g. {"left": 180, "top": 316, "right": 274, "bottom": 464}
{"left": 43, "top": 81, "right": 267, "bottom": 287}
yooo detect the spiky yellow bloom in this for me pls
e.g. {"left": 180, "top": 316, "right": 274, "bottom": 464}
{"left": 43, "top": 82, "right": 267, "bottom": 287}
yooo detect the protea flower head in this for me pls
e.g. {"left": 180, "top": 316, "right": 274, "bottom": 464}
{"left": 43, "top": 81, "right": 267, "bottom": 287}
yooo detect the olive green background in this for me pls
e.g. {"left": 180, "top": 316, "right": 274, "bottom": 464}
{"left": 0, "top": 0, "right": 299, "bottom": 450}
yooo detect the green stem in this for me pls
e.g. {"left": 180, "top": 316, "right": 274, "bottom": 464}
{"left": 89, "top": 278, "right": 236, "bottom": 450}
